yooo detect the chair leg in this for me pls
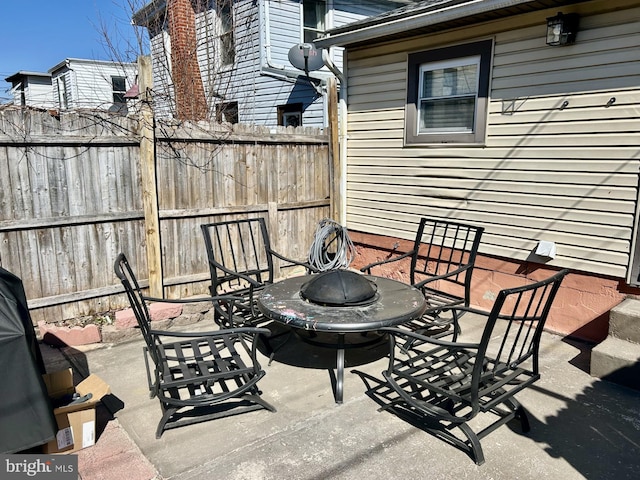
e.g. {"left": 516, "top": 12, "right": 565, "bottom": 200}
{"left": 242, "top": 394, "right": 277, "bottom": 413}
{"left": 266, "top": 329, "right": 294, "bottom": 366}
{"left": 506, "top": 397, "right": 531, "bottom": 432}
{"left": 156, "top": 406, "right": 177, "bottom": 439}
{"left": 458, "top": 422, "right": 485, "bottom": 466}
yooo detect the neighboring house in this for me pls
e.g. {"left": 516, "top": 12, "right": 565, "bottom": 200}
{"left": 131, "top": 0, "right": 415, "bottom": 126}
{"left": 49, "top": 58, "right": 138, "bottom": 113}
{"left": 315, "top": 0, "right": 640, "bottom": 341}
{"left": 4, "top": 71, "right": 56, "bottom": 109}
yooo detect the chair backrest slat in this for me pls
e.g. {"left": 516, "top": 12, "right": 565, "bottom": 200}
{"left": 201, "top": 218, "right": 274, "bottom": 295}
{"left": 410, "top": 218, "right": 484, "bottom": 305}
{"left": 479, "top": 270, "right": 567, "bottom": 378}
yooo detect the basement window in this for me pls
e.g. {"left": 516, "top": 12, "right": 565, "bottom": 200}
{"left": 278, "top": 103, "right": 303, "bottom": 127}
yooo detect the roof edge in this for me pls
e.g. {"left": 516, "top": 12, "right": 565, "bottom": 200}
{"left": 132, "top": 0, "right": 167, "bottom": 27}
{"left": 5, "top": 71, "right": 52, "bottom": 83}
{"left": 315, "top": 0, "right": 549, "bottom": 48}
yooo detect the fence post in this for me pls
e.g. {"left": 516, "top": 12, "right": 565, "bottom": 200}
{"left": 328, "top": 76, "right": 340, "bottom": 223}
{"left": 267, "top": 201, "right": 283, "bottom": 279}
{"left": 138, "top": 55, "right": 163, "bottom": 297}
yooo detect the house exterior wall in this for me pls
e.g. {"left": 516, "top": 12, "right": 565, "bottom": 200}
{"left": 143, "top": 0, "right": 408, "bottom": 126}
{"left": 339, "top": 0, "right": 640, "bottom": 341}
{"left": 50, "top": 60, "right": 137, "bottom": 111}
{"left": 343, "top": 0, "right": 640, "bottom": 279}
{"left": 7, "top": 74, "right": 55, "bottom": 108}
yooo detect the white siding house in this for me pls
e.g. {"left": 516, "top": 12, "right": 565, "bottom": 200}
{"left": 132, "top": 0, "right": 414, "bottom": 126}
{"left": 4, "top": 72, "right": 56, "bottom": 109}
{"left": 49, "top": 59, "right": 138, "bottom": 113}
{"left": 316, "top": 0, "right": 640, "bottom": 341}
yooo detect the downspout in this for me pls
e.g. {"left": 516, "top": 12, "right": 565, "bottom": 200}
{"left": 259, "top": 0, "right": 286, "bottom": 72}
{"left": 322, "top": 49, "right": 347, "bottom": 225}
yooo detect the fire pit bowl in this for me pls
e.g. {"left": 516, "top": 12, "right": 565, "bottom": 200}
{"left": 299, "top": 269, "right": 378, "bottom": 307}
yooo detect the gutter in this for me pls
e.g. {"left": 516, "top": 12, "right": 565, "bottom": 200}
{"left": 315, "top": 0, "right": 547, "bottom": 48}
{"left": 259, "top": 0, "right": 287, "bottom": 71}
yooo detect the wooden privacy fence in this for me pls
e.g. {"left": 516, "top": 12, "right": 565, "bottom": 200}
{"left": 0, "top": 108, "right": 331, "bottom": 324}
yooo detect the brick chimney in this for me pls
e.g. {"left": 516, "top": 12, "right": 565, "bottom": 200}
{"left": 167, "top": 0, "right": 208, "bottom": 121}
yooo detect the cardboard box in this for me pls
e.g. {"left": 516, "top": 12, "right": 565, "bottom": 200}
{"left": 41, "top": 369, "right": 111, "bottom": 454}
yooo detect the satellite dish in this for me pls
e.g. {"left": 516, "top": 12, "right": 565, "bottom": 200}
{"left": 288, "top": 43, "right": 324, "bottom": 74}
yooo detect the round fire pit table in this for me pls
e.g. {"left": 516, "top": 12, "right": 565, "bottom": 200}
{"left": 256, "top": 272, "right": 427, "bottom": 403}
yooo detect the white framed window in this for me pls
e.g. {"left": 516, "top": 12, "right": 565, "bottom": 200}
{"left": 417, "top": 56, "right": 480, "bottom": 134}
{"left": 406, "top": 39, "right": 493, "bottom": 145}
{"left": 217, "top": 0, "right": 235, "bottom": 67}
{"left": 303, "top": 0, "right": 326, "bottom": 43}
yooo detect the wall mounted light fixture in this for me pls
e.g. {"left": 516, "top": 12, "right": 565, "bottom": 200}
{"left": 546, "top": 12, "right": 579, "bottom": 46}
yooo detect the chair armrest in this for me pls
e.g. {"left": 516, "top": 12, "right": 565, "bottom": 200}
{"left": 270, "top": 250, "right": 320, "bottom": 273}
{"left": 359, "top": 250, "right": 414, "bottom": 274}
{"left": 380, "top": 326, "right": 479, "bottom": 350}
{"left": 141, "top": 294, "right": 247, "bottom": 328}
{"left": 422, "top": 304, "right": 489, "bottom": 318}
{"left": 149, "top": 326, "right": 271, "bottom": 339}
{"left": 208, "top": 261, "right": 263, "bottom": 288}
{"left": 142, "top": 294, "right": 243, "bottom": 304}
{"left": 412, "top": 264, "right": 472, "bottom": 289}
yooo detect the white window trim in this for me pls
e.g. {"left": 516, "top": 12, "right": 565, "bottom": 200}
{"left": 301, "top": 0, "right": 328, "bottom": 43}
{"left": 417, "top": 55, "right": 481, "bottom": 136}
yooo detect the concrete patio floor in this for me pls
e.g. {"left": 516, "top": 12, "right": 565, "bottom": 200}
{"left": 41, "top": 313, "right": 640, "bottom": 480}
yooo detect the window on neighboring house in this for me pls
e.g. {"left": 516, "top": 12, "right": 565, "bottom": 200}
{"left": 215, "top": 101, "right": 238, "bottom": 123}
{"left": 303, "top": 0, "right": 326, "bottom": 43}
{"left": 278, "top": 103, "right": 303, "bottom": 127}
{"left": 217, "top": 0, "right": 235, "bottom": 66}
{"left": 112, "top": 76, "right": 127, "bottom": 104}
{"left": 56, "top": 77, "right": 68, "bottom": 109}
{"left": 405, "top": 39, "right": 493, "bottom": 145}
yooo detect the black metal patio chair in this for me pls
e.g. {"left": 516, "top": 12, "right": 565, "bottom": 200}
{"left": 114, "top": 253, "right": 276, "bottom": 438}
{"left": 361, "top": 218, "right": 484, "bottom": 338}
{"left": 201, "top": 218, "right": 317, "bottom": 359}
{"left": 377, "top": 269, "right": 567, "bottom": 465}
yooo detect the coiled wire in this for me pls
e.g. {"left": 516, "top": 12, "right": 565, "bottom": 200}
{"left": 308, "top": 218, "right": 356, "bottom": 271}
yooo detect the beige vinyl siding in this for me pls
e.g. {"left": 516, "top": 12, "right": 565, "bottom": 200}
{"left": 343, "top": 0, "right": 640, "bottom": 278}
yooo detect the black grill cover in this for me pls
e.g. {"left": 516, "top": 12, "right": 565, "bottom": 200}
{"left": 0, "top": 267, "right": 57, "bottom": 453}
{"left": 300, "top": 270, "right": 378, "bottom": 306}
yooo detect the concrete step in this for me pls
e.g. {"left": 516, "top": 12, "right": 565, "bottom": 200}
{"left": 590, "top": 297, "right": 640, "bottom": 391}
{"left": 591, "top": 336, "right": 640, "bottom": 390}
{"left": 608, "top": 297, "right": 640, "bottom": 343}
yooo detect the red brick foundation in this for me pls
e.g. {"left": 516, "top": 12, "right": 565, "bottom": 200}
{"left": 350, "top": 231, "right": 638, "bottom": 343}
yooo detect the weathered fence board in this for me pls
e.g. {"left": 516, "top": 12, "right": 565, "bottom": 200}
{"left": 0, "top": 109, "right": 330, "bottom": 324}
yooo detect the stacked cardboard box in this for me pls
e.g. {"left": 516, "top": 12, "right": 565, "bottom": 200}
{"left": 41, "top": 369, "right": 110, "bottom": 454}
